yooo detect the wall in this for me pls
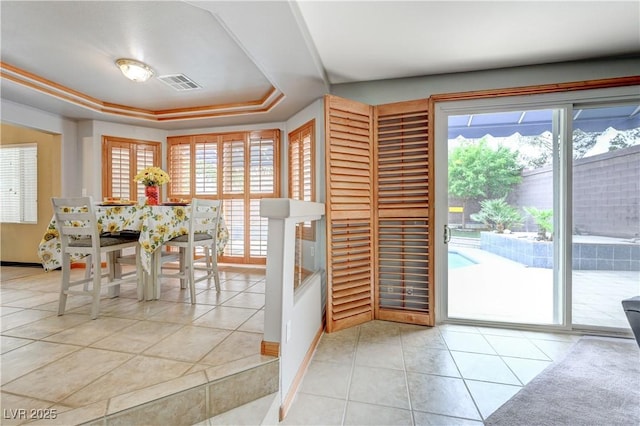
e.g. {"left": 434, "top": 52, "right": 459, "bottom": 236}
{"left": 79, "top": 120, "right": 168, "bottom": 200}
{"left": 331, "top": 57, "right": 640, "bottom": 106}
{"left": 510, "top": 145, "right": 640, "bottom": 238}
{"left": 0, "top": 123, "right": 61, "bottom": 263}
{"left": 1, "top": 99, "right": 78, "bottom": 196}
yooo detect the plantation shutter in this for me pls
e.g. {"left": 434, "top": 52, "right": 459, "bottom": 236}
{"left": 375, "top": 99, "right": 434, "bottom": 325}
{"left": 193, "top": 136, "right": 218, "bottom": 196}
{"left": 288, "top": 120, "right": 316, "bottom": 240}
{"left": 109, "top": 143, "right": 131, "bottom": 200}
{"left": 221, "top": 135, "right": 246, "bottom": 258}
{"left": 135, "top": 145, "right": 156, "bottom": 200}
{"left": 325, "top": 95, "right": 375, "bottom": 333}
{"left": 102, "top": 136, "right": 160, "bottom": 202}
{"left": 167, "top": 137, "right": 192, "bottom": 198}
{"left": 167, "top": 130, "right": 280, "bottom": 264}
{"left": 248, "top": 131, "right": 277, "bottom": 258}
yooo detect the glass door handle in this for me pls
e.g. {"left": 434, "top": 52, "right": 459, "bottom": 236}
{"left": 444, "top": 225, "right": 451, "bottom": 244}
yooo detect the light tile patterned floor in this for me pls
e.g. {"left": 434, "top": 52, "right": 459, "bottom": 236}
{"left": 282, "top": 321, "right": 583, "bottom": 425}
{"left": 0, "top": 264, "right": 271, "bottom": 425}
{"left": 0, "top": 265, "right": 611, "bottom": 425}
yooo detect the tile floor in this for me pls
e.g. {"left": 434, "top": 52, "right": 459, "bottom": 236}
{"left": 0, "top": 264, "right": 273, "bottom": 425}
{"left": 282, "top": 321, "right": 582, "bottom": 425}
{"left": 1, "top": 264, "right": 593, "bottom": 425}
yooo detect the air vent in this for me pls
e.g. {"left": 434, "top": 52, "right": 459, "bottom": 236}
{"left": 158, "top": 74, "right": 201, "bottom": 91}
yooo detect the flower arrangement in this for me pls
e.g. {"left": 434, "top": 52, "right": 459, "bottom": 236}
{"left": 134, "top": 166, "right": 170, "bottom": 187}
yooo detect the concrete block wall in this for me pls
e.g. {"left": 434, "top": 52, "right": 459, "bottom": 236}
{"left": 455, "top": 145, "right": 640, "bottom": 239}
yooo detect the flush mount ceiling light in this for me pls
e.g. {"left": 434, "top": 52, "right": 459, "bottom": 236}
{"left": 115, "top": 58, "right": 154, "bottom": 82}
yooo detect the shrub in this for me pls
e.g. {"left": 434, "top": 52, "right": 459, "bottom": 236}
{"left": 470, "top": 198, "right": 522, "bottom": 233}
{"left": 524, "top": 207, "right": 553, "bottom": 240}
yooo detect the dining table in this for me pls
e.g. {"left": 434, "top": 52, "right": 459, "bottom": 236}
{"left": 37, "top": 202, "right": 229, "bottom": 300}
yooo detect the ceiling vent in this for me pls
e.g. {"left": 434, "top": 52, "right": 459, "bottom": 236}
{"left": 158, "top": 74, "right": 201, "bottom": 91}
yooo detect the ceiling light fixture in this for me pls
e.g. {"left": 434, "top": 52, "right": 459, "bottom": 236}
{"left": 115, "top": 58, "right": 154, "bottom": 82}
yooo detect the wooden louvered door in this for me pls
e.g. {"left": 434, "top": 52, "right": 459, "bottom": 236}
{"left": 325, "top": 95, "right": 375, "bottom": 333}
{"left": 374, "top": 99, "right": 434, "bottom": 326}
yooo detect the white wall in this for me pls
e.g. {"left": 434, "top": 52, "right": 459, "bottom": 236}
{"left": 331, "top": 57, "right": 640, "bottom": 106}
{"left": 77, "top": 120, "right": 168, "bottom": 199}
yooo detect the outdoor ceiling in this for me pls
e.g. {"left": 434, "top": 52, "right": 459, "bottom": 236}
{"left": 1, "top": 1, "right": 639, "bottom": 131}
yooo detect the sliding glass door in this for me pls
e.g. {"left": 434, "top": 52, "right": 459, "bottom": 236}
{"left": 570, "top": 104, "right": 640, "bottom": 330}
{"left": 436, "top": 91, "right": 639, "bottom": 333}
{"left": 445, "top": 108, "right": 562, "bottom": 325}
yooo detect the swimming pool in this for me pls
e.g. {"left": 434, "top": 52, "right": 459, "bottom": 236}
{"left": 448, "top": 251, "right": 477, "bottom": 269}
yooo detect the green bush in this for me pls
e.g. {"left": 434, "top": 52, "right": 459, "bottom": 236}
{"left": 470, "top": 198, "right": 522, "bottom": 233}
{"left": 524, "top": 207, "right": 553, "bottom": 240}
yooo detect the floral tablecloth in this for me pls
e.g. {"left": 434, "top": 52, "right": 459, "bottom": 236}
{"left": 38, "top": 204, "right": 229, "bottom": 273}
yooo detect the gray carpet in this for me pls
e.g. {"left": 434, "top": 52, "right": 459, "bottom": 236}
{"left": 485, "top": 336, "right": 640, "bottom": 426}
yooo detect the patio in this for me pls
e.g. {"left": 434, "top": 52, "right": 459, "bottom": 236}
{"left": 448, "top": 243, "right": 638, "bottom": 329}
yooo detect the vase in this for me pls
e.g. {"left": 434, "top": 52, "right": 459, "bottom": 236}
{"left": 145, "top": 185, "right": 160, "bottom": 206}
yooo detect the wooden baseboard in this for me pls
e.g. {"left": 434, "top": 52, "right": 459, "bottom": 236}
{"left": 279, "top": 325, "right": 324, "bottom": 421}
{"left": 261, "top": 340, "right": 280, "bottom": 357}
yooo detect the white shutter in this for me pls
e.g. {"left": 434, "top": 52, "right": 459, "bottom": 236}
{"left": 0, "top": 143, "right": 37, "bottom": 223}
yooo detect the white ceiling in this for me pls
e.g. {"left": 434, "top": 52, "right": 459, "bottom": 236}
{"left": 1, "top": 1, "right": 638, "bottom": 130}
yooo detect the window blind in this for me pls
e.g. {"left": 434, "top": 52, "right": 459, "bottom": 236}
{"left": 168, "top": 138, "right": 191, "bottom": 197}
{"left": 102, "top": 136, "right": 161, "bottom": 201}
{"left": 288, "top": 120, "right": 316, "bottom": 240}
{"left": 0, "top": 143, "right": 37, "bottom": 223}
{"left": 167, "top": 129, "right": 280, "bottom": 264}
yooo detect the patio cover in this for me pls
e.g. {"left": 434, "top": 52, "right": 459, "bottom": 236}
{"left": 448, "top": 104, "right": 640, "bottom": 139}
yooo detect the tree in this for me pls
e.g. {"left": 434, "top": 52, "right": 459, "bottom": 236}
{"left": 448, "top": 139, "right": 522, "bottom": 227}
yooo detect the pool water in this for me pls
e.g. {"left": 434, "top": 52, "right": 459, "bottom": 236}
{"left": 449, "top": 251, "right": 477, "bottom": 269}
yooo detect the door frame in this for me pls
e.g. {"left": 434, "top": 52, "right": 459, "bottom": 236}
{"left": 433, "top": 85, "right": 639, "bottom": 333}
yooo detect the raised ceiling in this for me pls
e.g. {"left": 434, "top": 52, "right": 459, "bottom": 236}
{"left": 1, "top": 1, "right": 638, "bottom": 130}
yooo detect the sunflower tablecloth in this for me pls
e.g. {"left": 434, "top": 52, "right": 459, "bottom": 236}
{"left": 38, "top": 204, "right": 229, "bottom": 273}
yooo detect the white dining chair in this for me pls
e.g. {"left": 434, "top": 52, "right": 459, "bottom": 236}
{"left": 157, "top": 198, "right": 222, "bottom": 304}
{"left": 51, "top": 196, "right": 141, "bottom": 319}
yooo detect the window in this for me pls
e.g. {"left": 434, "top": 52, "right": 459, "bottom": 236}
{"left": 288, "top": 120, "right": 316, "bottom": 240}
{"left": 167, "top": 129, "right": 280, "bottom": 264}
{"left": 0, "top": 143, "right": 37, "bottom": 223}
{"left": 102, "top": 136, "right": 161, "bottom": 201}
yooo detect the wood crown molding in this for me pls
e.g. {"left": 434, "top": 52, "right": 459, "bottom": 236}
{"left": 0, "top": 62, "right": 284, "bottom": 122}
{"left": 430, "top": 76, "right": 640, "bottom": 103}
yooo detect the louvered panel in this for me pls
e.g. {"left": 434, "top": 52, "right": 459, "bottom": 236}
{"left": 289, "top": 140, "right": 301, "bottom": 199}
{"left": 374, "top": 99, "right": 434, "bottom": 326}
{"left": 249, "top": 133, "right": 275, "bottom": 194}
{"left": 249, "top": 198, "right": 268, "bottom": 257}
{"left": 222, "top": 139, "right": 245, "bottom": 194}
{"left": 325, "top": 95, "right": 374, "bottom": 333}
{"left": 378, "top": 218, "right": 431, "bottom": 312}
{"left": 168, "top": 140, "right": 191, "bottom": 197}
{"left": 194, "top": 141, "right": 217, "bottom": 196}
{"left": 222, "top": 198, "right": 244, "bottom": 257}
{"left": 135, "top": 147, "right": 155, "bottom": 201}
{"left": 110, "top": 146, "right": 130, "bottom": 199}
{"left": 376, "top": 102, "right": 429, "bottom": 211}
